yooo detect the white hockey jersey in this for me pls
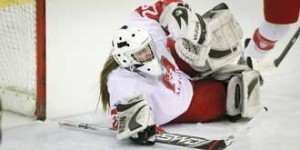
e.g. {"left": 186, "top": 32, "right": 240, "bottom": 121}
{"left": 107, "top": 11, "right": 193, "bottom": 125}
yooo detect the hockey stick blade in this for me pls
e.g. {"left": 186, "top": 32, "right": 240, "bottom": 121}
{"left": 58, "top": 107, "right": 267, "bottom": 150}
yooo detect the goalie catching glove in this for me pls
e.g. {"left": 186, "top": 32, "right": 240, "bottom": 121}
{"left": 116, "top": 94, "right": 156, "bottom": 145}
{"left": 159, "top": 2, "right": 211, "bottom": 67}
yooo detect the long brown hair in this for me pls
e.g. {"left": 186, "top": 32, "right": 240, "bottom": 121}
{"left": 100, "top": 56, "right": 119, "bottom": 111}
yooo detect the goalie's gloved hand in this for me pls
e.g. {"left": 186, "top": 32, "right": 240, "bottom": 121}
{"left": 129, "top": 125, "right": 156, "bottom": 145}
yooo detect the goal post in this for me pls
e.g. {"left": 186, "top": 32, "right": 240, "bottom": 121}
{"left": 36, "top": 0, "right": 46, "bottom": 120}
{"left": 0, "top": 0, "right": 46, "bottom": 120}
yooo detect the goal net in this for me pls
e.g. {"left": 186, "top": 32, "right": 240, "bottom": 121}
{"left": 0, "top": 0, "right": 46, "bottom": 120}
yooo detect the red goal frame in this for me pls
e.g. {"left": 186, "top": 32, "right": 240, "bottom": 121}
{"left": 36, "top": 0, "right": 46, "bottom": 120}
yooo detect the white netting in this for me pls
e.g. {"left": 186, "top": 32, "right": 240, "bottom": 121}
{"left": 0, "top": 1, "right": 37, "bottom": 117}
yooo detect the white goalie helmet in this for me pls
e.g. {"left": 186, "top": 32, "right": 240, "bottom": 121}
{"left": 111, "top": 25, "right": 162, "bottom": 77}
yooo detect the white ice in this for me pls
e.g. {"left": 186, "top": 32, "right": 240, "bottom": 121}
{"left": 1, "top": 0, "right": 300, "bottom": 150}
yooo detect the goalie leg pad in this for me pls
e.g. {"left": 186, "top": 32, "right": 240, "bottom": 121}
{"left": 226, "top": 76, "right": 243, "bottom": 117}
{"left": 203, "top": 3, "right": 244, "bottom": 71}
{"left": 116, "top": 94, "right": 156, "bottom": 144}
{"left": 241, "top": 70, "right": 262, "bottom": 118}
{"left": 225, "top": 70, "right": 262, "bottom": 118}
{"left": 203, "top": 4, "right": 243, "bottom": 52}
{"left": 213, "top": 64, "right": 251, "bottom": 81}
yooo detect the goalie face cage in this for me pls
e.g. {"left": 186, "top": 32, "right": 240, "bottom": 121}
{"left": 0, "top": 0, "right": 46, "bottom": 120}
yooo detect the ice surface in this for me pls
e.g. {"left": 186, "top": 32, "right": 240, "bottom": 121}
{"left": 1, "top": 0, "right": 300, "bottom": 149}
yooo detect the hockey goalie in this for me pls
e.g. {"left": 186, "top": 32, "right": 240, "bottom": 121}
{"left": 99, "top": 0, "right": 263, "bottom": 145}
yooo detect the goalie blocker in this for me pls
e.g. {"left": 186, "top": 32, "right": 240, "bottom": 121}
{"left": 115, "top": 94, "right": 156, "bottom": 145}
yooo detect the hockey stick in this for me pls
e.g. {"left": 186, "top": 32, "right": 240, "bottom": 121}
{"left": 58, "top": 107, "right": 268, "bottom": 150}
{"left": 251, "top": 26, "right": 300, "bottom": 71}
